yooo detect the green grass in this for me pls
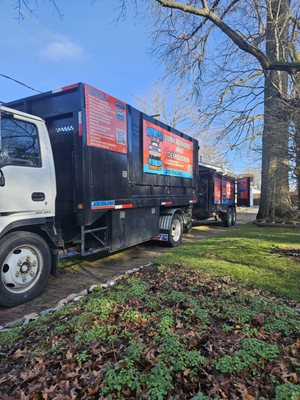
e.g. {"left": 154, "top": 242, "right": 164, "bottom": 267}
{"left": 156, "top": 224, "right": 300, "bottom": 301}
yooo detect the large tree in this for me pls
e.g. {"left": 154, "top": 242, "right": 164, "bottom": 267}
{"left": 258, "top": 0, "right": 291, "bottom": 220}
{"left": 290, "top": 21, "right": 300, "bottom": 207}
{"left": 140, "top": 0, "right": 300, "bottom": 219}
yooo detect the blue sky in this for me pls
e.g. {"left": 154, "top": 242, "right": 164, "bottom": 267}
{"left": 0, "top": 0, "right": 258, "bottom": 173}
{"left": 0, "top": 0, "right": 161, "bottom": 106}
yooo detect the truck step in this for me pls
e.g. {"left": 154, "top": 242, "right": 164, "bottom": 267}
{"left": 82, "top": 247, "right": 109, "bottom": 257}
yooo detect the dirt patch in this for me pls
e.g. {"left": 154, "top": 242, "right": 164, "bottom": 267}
{"left": 271, "top": 247, "right": 300, "bottom": 262}
{"left": 257, "top": 222, "right": 300, "bottom": 229}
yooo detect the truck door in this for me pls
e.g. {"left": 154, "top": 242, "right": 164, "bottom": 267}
{"left": 198, "top": 175, "right": 209, "bottom": 210}
{"left": 0, "top": 112, "right": 55, "bottom": 219}
{"left": 237, "top": 177, "right": 252, "bottom": 207}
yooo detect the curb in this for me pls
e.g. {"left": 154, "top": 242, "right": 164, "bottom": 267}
{"left": 0, "top": 263, "right": 153, "bottom": 333}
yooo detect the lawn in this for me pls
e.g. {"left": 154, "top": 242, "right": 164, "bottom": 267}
{"left": 157, "top": 224, "right": 300, "bottom": 301}
{"left": 0, "top": 225, "right": 299, "bottom": 399}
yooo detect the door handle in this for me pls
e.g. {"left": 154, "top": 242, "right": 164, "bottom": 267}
{"left": 32, "top": 192, "right": 45, "bottom": 202}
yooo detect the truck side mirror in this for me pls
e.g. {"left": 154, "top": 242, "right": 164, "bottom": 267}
{"left": 0, "top": 169, "right": 5, "bottom": 187}
{"left": 0, "top": 149, "right": 9, "bottom": 166}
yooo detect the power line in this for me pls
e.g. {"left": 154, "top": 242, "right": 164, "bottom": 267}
{"left": 0, "top": 13, "right": 86, "bottom": 89}
{"left": 4, "top": 0, "right": 150, "bottom": 109}
{"left": 0, "top": 73, "right": 42, "bottom": 93}
{"left": 0, "top": 13, "right": 68, "bottom": 64}
{"left": 0, "top": 29, "right": 43, "bottom": 64}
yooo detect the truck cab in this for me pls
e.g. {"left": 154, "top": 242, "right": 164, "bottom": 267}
{"left": 0, "top": 106, "right": 56, "bottom": 307}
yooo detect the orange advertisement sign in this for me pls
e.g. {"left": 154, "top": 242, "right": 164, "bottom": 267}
{"left": 214, "top": 177, "right": 221, "bottom": 204}
{"left": 143, "top": 120, "right": 193, "bottom": 179}
{"left": 84, "top": 84, "right": 127, "bottom": 154}
{"left": 222, "top": 180, "right": 235, "bottom": 205}
{"left": 237, "top": 177, "right": 249, "bottom": 200}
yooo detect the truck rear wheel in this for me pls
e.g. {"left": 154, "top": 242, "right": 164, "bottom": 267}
{"left": 232, "top": 208, "right": 237, "bottom": 225}
{"left": 168, "top": 214, "right": 183, "bottom": 247}
{"left": 0, "top": 231, "right": 51, "bottom": 307}
{"left": 223, "top": 208, "right": 233, "bottom": 227}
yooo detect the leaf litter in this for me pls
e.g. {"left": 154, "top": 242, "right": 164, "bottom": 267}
{"left": 0, "top": 265, "right": 299, "bottom": 399}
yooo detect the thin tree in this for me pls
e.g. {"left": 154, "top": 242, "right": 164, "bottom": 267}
{"left": 139, "top": 82, "right": 228, "bottom": 166}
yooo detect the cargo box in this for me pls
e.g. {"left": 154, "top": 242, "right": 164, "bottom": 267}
{"left": 193, "top": 164, "right": 236, "bottom": 221}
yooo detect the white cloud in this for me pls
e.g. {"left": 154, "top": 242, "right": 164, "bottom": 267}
{"left": 41, "top": 35, "right": 85, "bottom": 62}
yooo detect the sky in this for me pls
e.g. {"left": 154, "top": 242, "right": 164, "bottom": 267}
{"left": 0, "top": 0, "right": 257, "bottom": 173}
{"left": 0, "top": 0, "right": 161, "bottom": 105}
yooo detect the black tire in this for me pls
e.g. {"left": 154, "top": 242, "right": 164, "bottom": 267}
{"left": 232, "top": 208, "right": 237, "bottom": 225}
{"left": 168, "top": 214, "right": 183, "bottom": 247}
{"left": 184, "top": 218, "right": 193, "bottom": 234}
{"left": 223, "top": 208, "right": 233, "bottom": 227}
{"left": 0, "top": 231, "right": 51, "bottom": 308}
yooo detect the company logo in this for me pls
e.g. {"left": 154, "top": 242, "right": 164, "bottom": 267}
{"left": 55, "top": 125, "right": 74, "bottom": 133}
{"left": 146, "top": 126, "right": 163, "bottom": 170}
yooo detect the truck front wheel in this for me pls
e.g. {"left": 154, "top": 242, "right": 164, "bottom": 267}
{"left": 0, "top": 231, "right": 51, "bottom": 307}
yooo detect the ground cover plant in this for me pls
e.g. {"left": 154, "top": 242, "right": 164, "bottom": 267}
{"left": 157, "top": 225, "right": 300, "bottom": 301}
{"left": 0, "top": 264, "right": 299, "bottom": 399}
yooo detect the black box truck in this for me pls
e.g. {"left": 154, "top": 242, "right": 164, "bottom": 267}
{"left": 0, "top": 83, "right": 198, "bottom": 306}
{"left": 193, "top": 164, "right": 237, "bottom": 226}
{"left": 193, "top": 164, "right": 252, "bottom": 226}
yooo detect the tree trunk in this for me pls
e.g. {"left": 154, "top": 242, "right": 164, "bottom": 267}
{"left": 291, "top": 66, "right": 300, "bottom": 209}
{"left": 257, "top": 0, "right": 293, "bottom": 220}
{"left": 293, "top": 79, "right": 300, "bottom": 208}
{"left": 295, "top": 119, "right": 300, "bottom": 208}
{"left": 258, "top": 73, "right": 277, "bottom": 221}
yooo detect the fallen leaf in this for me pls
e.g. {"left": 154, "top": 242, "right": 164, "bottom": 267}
{"left": 13, "top": 348, "right": 27, "bottom": 359}
{"left": 66, "top": 350, "right": 73, "bottom": 360}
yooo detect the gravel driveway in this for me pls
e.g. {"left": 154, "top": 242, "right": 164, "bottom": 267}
{"left": 0, "top": 207, "right": 258, "bottom": 324}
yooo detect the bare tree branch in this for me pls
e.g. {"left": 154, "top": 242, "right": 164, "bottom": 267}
{"left": 155, "top": 0, "right": 300, "bottom": 73}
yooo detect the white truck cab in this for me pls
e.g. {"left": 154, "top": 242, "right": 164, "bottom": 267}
{"left": 0, "top": 106, "right": 56, "bottom": 307}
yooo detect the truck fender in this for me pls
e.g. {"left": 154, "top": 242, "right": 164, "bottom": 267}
{"left": 0, "top": 217, "right": 47, "bottom": 240}
{"left": 159, "top": 208, "right": 186, "bottom": 230}
{"left": 0, "top": 218, "right": 59, "bottom": 275}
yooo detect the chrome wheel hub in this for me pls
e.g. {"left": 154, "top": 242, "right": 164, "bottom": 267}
{"left": 171, "top": 219, "right": 181, "bottom": 242}
{"left": 1, "top": 246, "right": 42, "bottom": 293}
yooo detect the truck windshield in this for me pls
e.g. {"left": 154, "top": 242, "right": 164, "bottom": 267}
{"left": 0, "top": 114, "right": 41, "bottom": 167}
